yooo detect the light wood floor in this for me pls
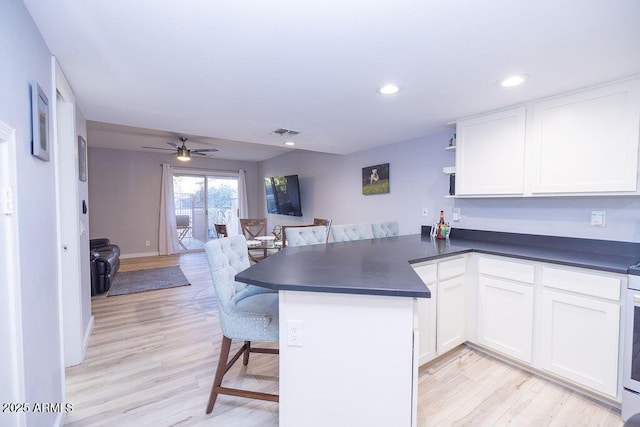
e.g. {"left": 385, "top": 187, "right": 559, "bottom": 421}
{"left": 65, "top": 252, "right": 623, "bottom": 426}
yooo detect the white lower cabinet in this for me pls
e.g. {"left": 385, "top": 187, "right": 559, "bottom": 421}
{"left": 414, "top": 257, "right": 466, "bottom": 365}
{"left": 416, "top": 253, "right": 623, "bottom": 401}
{"left": 437, "top": 275, "right": 466, "bottom": 354}
{"left": 478, "top": 276, "right": 534, "bottom": 363}
{"left": 539, "top": 267, "right": 621, "bottom": 398}
{"left": 415, "top": 264, "right": 437, "bottom": 365}
{"left": 477, "top": 256, "right": 535, "bottom": 363}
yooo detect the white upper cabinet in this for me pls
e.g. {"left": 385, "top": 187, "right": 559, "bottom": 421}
{"left": 530, "top": 80, "right": 640, "bottom": 194}
{"left": 455, "top": 107, "right": 526, "bottom": 195}
{"left": 454, "top": 78, "right": 640, "bottom": 197}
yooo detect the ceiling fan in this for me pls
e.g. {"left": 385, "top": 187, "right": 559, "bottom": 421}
{"left": 142, "top": 137, "right": 219, "bottom": 161}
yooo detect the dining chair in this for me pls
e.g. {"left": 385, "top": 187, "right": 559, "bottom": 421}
{"left": 371, "top": 221, "right": 399, "bottom": 238}
{"left": 313, "top": 217, "right": 333, "bottom": 242}
{"left": 203, "top": 235, "right": 279, "bottom": 414}
{"left": 214, "top": 223, "right": 228, "bottom": 239}
{"left": 176, "top": 215, "right": 191, "bottom": 250}
{"left": 240, "top": 218, "right": 268, "bottom": 262}
{"left": 285, "top": 226, "right": 328, "bottom": 247}
{"left": 330, "top": 223, "right": 367, "bottom": 242}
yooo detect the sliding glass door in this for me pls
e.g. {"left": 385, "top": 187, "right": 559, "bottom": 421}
{"left": 173, "top": 173, "right": 238, "bottom": 251}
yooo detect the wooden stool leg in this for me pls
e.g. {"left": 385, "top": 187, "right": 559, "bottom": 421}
{"left": 243, "top": 341, "right": 251, "bottom": 365}
{"left": 206, "top": 336, "right": 232, "bottom": 414}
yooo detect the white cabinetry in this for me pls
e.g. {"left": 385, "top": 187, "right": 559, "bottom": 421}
{"left": 531, "top": 80, "right": 640, "bottom": 194}
{"left": 453, "top": 78, "right": 640, "bottom": 197}
{"left": 477, "top": 257, "right": 535, "bottom": 363}
{"left": 415, "top": 264, "right": 437, "bottom": 365}
{"left": 455, "top": 107, "right": 526, "bottom": 195}
{"left": 414, "top": 256, "right": 466, "bottom": 365}
{"left": 539, "top": 266, "right": 621, "bottom": 398}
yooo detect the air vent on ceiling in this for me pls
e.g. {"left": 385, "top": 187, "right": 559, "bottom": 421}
{"left": 271, "top": 128, "right": 300, "bottom": 136}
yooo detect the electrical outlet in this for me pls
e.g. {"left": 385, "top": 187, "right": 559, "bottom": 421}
{"left": 145, "top": 240, "right": 151, "bottom": 247}
{"left": 422, "top": 208, "right": 429, "bottom": 217}
{"left": 287, "top": 320, "right": 304, "bottom": 347}
{"left": 452, "top": 208, "right": 461, "bottom": 221}
{"left": 590, "top": 211, "right": 606, "bottom": 227}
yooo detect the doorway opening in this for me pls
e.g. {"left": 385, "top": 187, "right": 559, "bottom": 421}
{"left": 173, "top": 174, "right": 239, "bottom": 251}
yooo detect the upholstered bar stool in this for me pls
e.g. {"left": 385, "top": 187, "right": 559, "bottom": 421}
{"left": 371, "top": 221, "right": 399, "bottom": 238}
{"left": 330, "top": 223, "right": 367, "bottom": 242}
{"left": 203, "top": 235, "right": 279, "bottom": 414}
{"left": 285, "top": 225, "right": 328, "bottom": 247}
{"left": 313, "top": 217, "right": 333, "bottom": 242}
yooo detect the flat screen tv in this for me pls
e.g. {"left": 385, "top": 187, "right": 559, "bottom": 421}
{"left": 265, "top": 175, "right": 302, "bottom": 216}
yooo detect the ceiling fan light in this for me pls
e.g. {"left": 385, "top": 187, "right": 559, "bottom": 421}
{"left": 177, "top": 147, "right": 191, "bottom": 161}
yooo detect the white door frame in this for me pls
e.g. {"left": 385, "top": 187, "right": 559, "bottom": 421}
{"left": 53, "top": 57, "right": 92, "bottom": 369}
{"left": 0, "top": 121, "right": 27, "bottom": 427}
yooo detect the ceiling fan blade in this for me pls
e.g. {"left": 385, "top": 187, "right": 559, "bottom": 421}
{"left": 141, "top": 146, "right": 176, "bottom": 151}
{"left": 167, "top": 142, "right": 179, "bottom": 149}
{"left": 191, "top": 152, "right": 215, "bottom": 157}
{"left": 191, "top": 148, "right": 219, "bottom": 153}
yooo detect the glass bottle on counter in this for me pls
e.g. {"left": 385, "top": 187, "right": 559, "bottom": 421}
{"left": 437, "top": 210, "right": 447, "bottom": 239}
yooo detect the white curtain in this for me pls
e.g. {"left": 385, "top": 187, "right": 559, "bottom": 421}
{"left": 238, "top": 169, "right": 249, "bottom": 234}
{"left": 159, "top": 164, "right": 180, "bottom": 255}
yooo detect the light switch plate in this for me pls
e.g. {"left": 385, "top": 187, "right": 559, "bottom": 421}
{"left": 422, "top": 208, "right": 429, "bottom": 217}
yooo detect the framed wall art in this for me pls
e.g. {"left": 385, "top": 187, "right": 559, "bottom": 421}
{"left": 78, "top": 136, "right": 87, "bottom": 182}
{"left": 362, "top": 163, "right": 390, "bottom": 195}
{"left": 31, "top": 81, "right": 50, "bottom": 162}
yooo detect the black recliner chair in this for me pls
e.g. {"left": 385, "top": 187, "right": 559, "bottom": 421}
{"left": 90, "top": 238, "right": 120, "bottom": 295}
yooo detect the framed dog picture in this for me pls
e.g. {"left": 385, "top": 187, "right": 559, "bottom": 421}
{"left": 362, "top": 163, "right": 389, "bottom": 195}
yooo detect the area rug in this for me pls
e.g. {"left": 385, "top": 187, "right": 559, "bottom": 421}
{"left": 108, "top": 266, "right": 190, "bottom": 296}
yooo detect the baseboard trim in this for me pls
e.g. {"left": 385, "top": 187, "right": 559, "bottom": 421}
{"left": 120, "top": 251, "right": 160, "bottom": 259}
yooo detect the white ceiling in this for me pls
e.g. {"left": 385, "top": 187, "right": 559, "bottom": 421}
{"left": 24, "top": 0, "right": 640, "bottom": 161}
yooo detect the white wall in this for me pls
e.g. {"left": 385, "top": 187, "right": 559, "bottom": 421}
{"left": 87, "top": 146, "right": 261, "bottom": 255}
{"left": 259, "top": 132, "right": 451, "bottom": 238}
{"left": 260, "top": 130, "right": 640, "bottom": 243}
{"left": 0, "top": 0, "right": 64, "bottom": 426}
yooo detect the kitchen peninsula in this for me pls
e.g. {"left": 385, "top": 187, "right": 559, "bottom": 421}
{"left": 236, "top": 229, "right": 640, "bottom": 426}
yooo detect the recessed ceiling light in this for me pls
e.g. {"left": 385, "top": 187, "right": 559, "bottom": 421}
{"left": 500, "top": 74, "right": 528, "bottom": 88}
{"left": 378, "top": 84, "right": 401, "bottom": 95}
{"left": 284, "top": 141, "right": 295, "bottom": 146}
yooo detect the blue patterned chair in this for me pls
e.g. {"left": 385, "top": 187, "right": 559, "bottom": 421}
{"left": 285, "top": 225, "right": 328, "bottom": 247}
{"left": 371, "top": 221, "right": 399, "bottom": 238}
{"left": 203, "top": 235, "right": 279, "bottom": 414}
{"left": 330, "top": 223, "right": 367, "bottom": 242}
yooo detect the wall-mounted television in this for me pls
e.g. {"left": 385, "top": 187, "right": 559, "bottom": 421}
{"left": 265, "top": 174, "right": 302, "bottom": 216}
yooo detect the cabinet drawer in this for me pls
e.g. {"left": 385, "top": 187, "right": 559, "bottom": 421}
{"left": 542, "top": 266, "right": 621, "bottom": 301}
{"left": 438, "top": 257, "right": 465, "bottom": 280}
{"left": 479, "top": 257, "right": 534, "bottom": 283}
{"left": 412, "top": 263, "right": 437, "bottom": 284}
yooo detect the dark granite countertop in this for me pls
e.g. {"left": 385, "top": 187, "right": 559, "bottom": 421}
{"left": 235, "top": 229, "right": 640, "bottom": 298}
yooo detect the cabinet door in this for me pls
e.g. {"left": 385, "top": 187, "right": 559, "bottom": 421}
{"left": 413, "top": 263, "right": 437, "bottom": 365}
{"left": 455, "top": 107, "right": 526, "bottom": 195}
{"left": 540, "top": 289, "right": 620, "bottom": 397}
{"left": 478, "top": 276, "right": 534, "bottom": 363}
{"left": 437, "top": 276, "right": 466, "bottom": 354}
{"left": 531, "top": 80, "right": 640, "bottom": 194}
{"left": 417, "top": 287, "right": 437, "bottom": 366}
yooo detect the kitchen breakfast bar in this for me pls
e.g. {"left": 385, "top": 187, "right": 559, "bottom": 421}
{"left": 235, "top": 230, "right": 640, "bottom": 426}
